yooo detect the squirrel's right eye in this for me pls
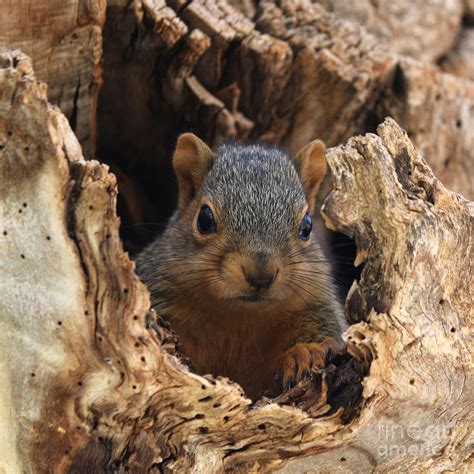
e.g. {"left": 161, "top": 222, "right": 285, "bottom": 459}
{"left": 197, "top": 205, "right": 216, "bottom": 234}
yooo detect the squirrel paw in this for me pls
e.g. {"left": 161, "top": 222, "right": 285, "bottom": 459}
{"left": 276, "top": 340, "right": 338, "bottom": 391}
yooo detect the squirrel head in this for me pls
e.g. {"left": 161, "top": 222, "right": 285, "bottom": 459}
{"left": 169, "top": 134, "right": 328, "bottom": 311}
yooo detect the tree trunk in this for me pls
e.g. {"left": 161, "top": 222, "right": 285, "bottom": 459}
{"left": 0, "top": 0, "right": 105, "bottom": 158}
{"left": 0, "top": 48, "right": 472, "bottom": 473}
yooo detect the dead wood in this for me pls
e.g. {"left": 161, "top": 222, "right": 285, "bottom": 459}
{"left": 0, "top": 0, "right": 105, "bottom": 158}
{"left": 317, "top": 0, "right": 464, "bottom": 63}
{"left": 440, "top": 27, "right": 474, "bottom": 81}
{"left": 377, "top": 57, "right": 474, "bottom": 200}
{"left": 0, "top": 49, "right": 472, "bottom": 473}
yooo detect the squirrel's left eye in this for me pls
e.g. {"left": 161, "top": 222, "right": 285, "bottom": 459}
{"left": 299, "top": 213, "right": 312, "bottom": 240}
{"left": 197, "top": 205, "right": 216, "bottom": 234}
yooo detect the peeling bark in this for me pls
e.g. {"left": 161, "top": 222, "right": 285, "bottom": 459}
{"left": 0, "top": 49, "right": 472, "bottom": 472}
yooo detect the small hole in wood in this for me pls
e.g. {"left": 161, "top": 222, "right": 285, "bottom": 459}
{"left": 22, "top": 203, "right": 27, "bottom": 207}
{"left": 57, "top": 321, "right": 62, "bottom": 326}
{"left": 439, "top": 299, "right": 445, "bottom": 305}
{"left": 24, "top": 147, "right": 29, "bottom": 152}
{"left": 201, "top": 384, "right": 206, "bottom": 390}
{"left": 132, "top": 385, "right": 137, "bottom": 389}
{"left": 257, "top": 423, "right": 266, "bottom": 430}
{"left": 198, "top": 426, "right": 209, "bottom": 434}
{"left": 450, "top": 327, "right": 456, "bottom": 333}
{"left": 134, "top": 342, "right": 140, "bottom": 348}
{"left": 76, "top": 426, "right": 81, "bottom": 431}
{"left": 98, "top": 436, "right": 104, "bottom": 442}
{"left": 435, "top": 93, "right": 441, "bottom": 101}
{"left": 409, "top": 379, "right": 415, "bottom": 385}
{"left": 64, "top": 449, "right": 69, "bottom": 455}
{"left": 223, "top": 416, "right": 229, "bottom": 422}
{"left": 84, "top": 310, "right": 89, "bottom": 315}
{"left": 31, "top": 373, "right": 35, "bottom": 377}
{"left": 194, "top": 414, "right": 205, "bottom": 419}
{"left": 20, "top": 254, "right": 25, "bottom": 259}
{"left": 456, "top": 119, "right": 462, "bottom": 128}
{"left": 213, "top": 403, "right": 221, "bottom": 408}
{"left": 2, "top": 231, "right": 7, "bottom": 235}
{"left": 7, "top": 131, "right": 12, "bottom": 136}
{"left": 106, "top": 234, "right": 111, "bottom": 239}
{"left": 89, "top": 205, "right": 94, "bottom": 210}
{"left": 133, "top": 315, "right": 138, "bottom": 320}
{"left": 340, "top": 457, "right": 346, "bottom": 462}
{"left": 199, "top": 396, "right": 213, "bottom": 402}
{"left": 77, "top": 381, "right": 83, "bottom": 386}
{"left": 18, "top": 209, "right": 22, "bottom": 213}
{"left": 46, "top": 236, "right": 51, "bottom": 240}
{"left": 98, "top": 337, "right": 103, "bottom": 342}
{"left": 141, "top": 356, "right": 146, "bottom": 362}
{"left": 123, "top": 288, "right": 129, "bottom": 294}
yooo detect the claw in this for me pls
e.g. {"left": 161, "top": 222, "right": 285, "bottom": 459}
{"left": 277, "top": 339, "right": 338, "bottom": 391}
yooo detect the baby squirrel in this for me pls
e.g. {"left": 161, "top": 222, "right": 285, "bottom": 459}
{"left": 136, "top": 134, "right": 347, "bottom": 399}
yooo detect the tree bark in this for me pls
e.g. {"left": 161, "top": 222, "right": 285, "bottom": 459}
{"left": 0, "top": 0, "right": 105, "bottom": 158}
{"left": 1, "top": 49, "right": 472, "bottom": 473}
{"left": 377, "top": 57, "right": 474, "bottom": 200}
{"left": 317, "top": 0, "right": 463, "bottom": 63}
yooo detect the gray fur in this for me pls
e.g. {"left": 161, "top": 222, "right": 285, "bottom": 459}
{"left": 204, "top": 143, "right": 306, "bottom": 250}
{"left": 136, "top": 142, "right": 347, "bottom": 341}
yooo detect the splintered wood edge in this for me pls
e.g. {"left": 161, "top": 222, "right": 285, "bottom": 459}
{"left": 0, "top": 49, "right": 472, "bottom": 472}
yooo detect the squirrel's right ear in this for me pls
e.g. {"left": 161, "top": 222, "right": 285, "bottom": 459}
{"left": 293, "top": 139, "right": 327, "bottom": 214}
{"left": 173, "top": 133, "right": 214, "bottom": 209}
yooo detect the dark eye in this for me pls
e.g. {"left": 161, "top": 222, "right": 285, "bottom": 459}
{"left": 197, "top": 205, "right": 216, "bottom": 234}
{"left": 299, "top": 213, "right": 312, "bottom": 240}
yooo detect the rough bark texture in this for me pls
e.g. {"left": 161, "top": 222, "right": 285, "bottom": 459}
{"left": 377, "top": 57, "right": 474, "bottom": 200}
{"left": 1, "top": 49, "right": 472, "bottom": 473}
{"left": 0, "top": 0, "right": 105, "bottom": 158}
{"left": 317, "top": 0, "right": 463, "bottom": 63}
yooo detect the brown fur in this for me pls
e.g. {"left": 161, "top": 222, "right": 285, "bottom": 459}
{"left": 137, "top": 136, "right": 347, "bottom": 400}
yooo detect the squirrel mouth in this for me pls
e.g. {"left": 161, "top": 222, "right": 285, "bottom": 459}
{"left": 237, "top": 294, "right": 268, "bottom": 303}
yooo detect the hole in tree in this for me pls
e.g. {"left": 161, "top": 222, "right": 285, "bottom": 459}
{"left": 95, "top": 26, "right": 369, "bottom": 417}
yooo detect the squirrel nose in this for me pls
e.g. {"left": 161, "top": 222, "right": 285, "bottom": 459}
{"left": 245, "top": 271, "right": 276, "bottom": 290}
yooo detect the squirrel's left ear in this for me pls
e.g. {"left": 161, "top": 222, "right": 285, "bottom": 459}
{"left": 173, "top": 133, "right": 214, "bottom": 209}
{"left": 294, "top": 139, "right": 327, "bottom": 214}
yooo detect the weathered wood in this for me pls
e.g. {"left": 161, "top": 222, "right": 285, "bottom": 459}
{"left": 377, "top": 57, "right": 474, "bottom": 200}
{"left": 1, "top": 49, "right": 472, "bottom": 472}
{"left": 317, "top": 0, "right": 463, "bottom": 63}
{"left": 0, "top": 0, "right": 105, "bottom": 158}
{"left": 440, "top": 27, "right": 474, "bottom": 81}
